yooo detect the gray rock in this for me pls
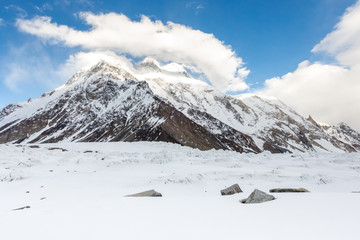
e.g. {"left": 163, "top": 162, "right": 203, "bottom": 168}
{"left": 221, "top": 184, "right": 242, "bottom": 195}
{"left": 125, "top": 189, "right": 162, "bottom": 197}
{"left": 48, "top": 147, "right": 68, "bottom": 152}
{"left": 13, "top": 206, "right": 31, "bottom": 211}
{"left": 29, "top": 145, "right": 40, "bottom": 148}
{"left": 241, "top": 189, "right": 275, "bottom": 204}
{"left": 269, "top": 188, "right": 309, "bottom": 193}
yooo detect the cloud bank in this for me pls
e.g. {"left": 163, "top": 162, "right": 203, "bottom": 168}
{"left": 259, "top": 1, "right": 360, "bottom": 130}
{"left": 16, "top": 12, "right": 249, "bottom": 91}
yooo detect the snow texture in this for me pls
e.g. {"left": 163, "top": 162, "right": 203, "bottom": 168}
{"left": 1, "top": 142, "right": 360, "bottom": 240}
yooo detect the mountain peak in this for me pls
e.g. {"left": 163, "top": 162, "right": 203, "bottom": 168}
{"left": 136, "top": 57, "right": 162, "bottom": 73}
{"left": 91, "top": 59, "right": 112, "bottom": 69}
{"left": 307, "top": 115, "right": 321, "bottom": 128}
{"left": 65, "top": 60, "right": 137, "bottom": 87}
{"left": 88, "top": 59, "right": 123, "bottom": 73}
{"left": 142, "top": 57, "right": 161, "bottom": 66}
{"left": 2, "top": 56, "right": 359, "bottom": 154}
{"left": 1, "top": 61, "right": 360, "bottom": 153}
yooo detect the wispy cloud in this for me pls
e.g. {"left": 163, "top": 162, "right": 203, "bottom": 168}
{"left": 258, "top": 0, "right": 360, "bottom": 129}
{"left": 34, "top": 3, "right": 53, "bottom": 12}
{"left": 0, "top": 18, "right": 4, "bottom": 27}
{"left": 196, "top": 4, "right": 204, "bottom": 9}
{"left": 186, "top": 2, "right": 205, "bottom": 14}
{"left": 54, "top": 0, "right": 94, "bottom": 8}
{"left": 186, "top": 2, "right": 204, "bottom": 9}
{"left": 16, "top": 12, "right": 249, "bottom": 92}
{"left": 5, "top": 5, "right": 28, "bottom": 18}
{"left": 77, "top": 0, "right": 94, "bottom": 7}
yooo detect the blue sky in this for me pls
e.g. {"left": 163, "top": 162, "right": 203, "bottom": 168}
{"left": 0, "top": 0, "right": 359, "bottom": 128}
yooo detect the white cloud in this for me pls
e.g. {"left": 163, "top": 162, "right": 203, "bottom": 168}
{"left": 259, "top": 1, "right": 360, "bottom": 130}
{"left": 259, "top": 61, "right": 359, "bottom": 127}
{"left": 16, "top": 12, "right": 249, "bottom": 92}
{"left": 312, "top": 1, "right": 360, "bottom": 67}
{"left": 0, "top": 18, "right": 4, "bottom": 26}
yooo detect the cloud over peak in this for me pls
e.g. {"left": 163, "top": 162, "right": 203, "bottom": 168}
{"left": 259, "top": 0, "right": 360, "bottom": 129}
{"left": 312, "top": 1, "right": 360, "bottom": 67}
{"left": 16, "top": 12, "right": 249, "bottom": 92}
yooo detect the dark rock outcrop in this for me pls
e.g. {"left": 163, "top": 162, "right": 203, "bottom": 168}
{"left": 13, "top": 206, "right": 31, "bottom": 211}
{"left": 269, "top": 188, "right": 309, "bottom": 193}
{"left": 0, "top": 63, "right": 260, "bottom": 153}
{"left": 220, "top": 184, "right": 242, "bottom": 195}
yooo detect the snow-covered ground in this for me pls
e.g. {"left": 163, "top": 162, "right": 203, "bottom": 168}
{"left": 1, "top": 142, "right": 360, "bottom": 240}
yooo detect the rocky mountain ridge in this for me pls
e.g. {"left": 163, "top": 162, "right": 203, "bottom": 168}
{"left": 0, "top": 59, "right": 359, "bottom": 153}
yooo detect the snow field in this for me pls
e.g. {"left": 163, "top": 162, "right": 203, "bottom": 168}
{"left": 1, "top": 142, "right": 360, "bottom": 240}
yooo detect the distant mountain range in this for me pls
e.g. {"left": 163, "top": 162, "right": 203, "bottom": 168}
{"left": 1, "top": 59, "right": 359, "bottom": 153}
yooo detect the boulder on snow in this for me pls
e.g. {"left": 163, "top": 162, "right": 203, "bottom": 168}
{"left": 241, "top": 189, "right": 275, "bottom": 204}
{"left": 269, "top": 188, "right": 309, "bottom": 193}
{"left": 13, "top": 206, "right": 31, "bottom": 211}
{"left": 48, "top": 147, "right": 68, "bottom": 152}
{"left": 125, "top": 189, "right": 162, "bottom": 197}
{"left": 221, "top": 184, "right": 242, "bottom": 195}
{"left": 29, "top": 145, "right": 40, "bottom": 148}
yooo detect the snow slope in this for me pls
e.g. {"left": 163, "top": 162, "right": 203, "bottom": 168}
{"left": 0, "top": 142, "right": 360, "bottom": 240}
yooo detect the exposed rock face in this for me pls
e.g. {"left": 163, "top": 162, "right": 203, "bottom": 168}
{"left": 125, "top": 189, "right": 162, "bottom": 197}
{"left": 0, "top": 104, "right": 22, "bottom": 121}
{"left": 0, "top": 60, "right": 359, "bottom": 153}
{"left": 238, "top": 96, "right": 360, "bottom": 153}
{"left": 324, "top": 123, "right": 360, "bottom": 151}
{"left": 241, "top": 189, "right": 275, "bottom": 204}
{"left": 269, "top": 188, "right": 309, "bottom": 193}
{"left": 0, "top": 61, "right": 260, "bottom": 153}
{"left": 220, "top": 184, "right": 242, "bottom": 195}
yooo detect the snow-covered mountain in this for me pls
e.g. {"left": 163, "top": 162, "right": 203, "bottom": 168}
{"left": 0, "top": 59, "right": 359, "bottom": 153}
